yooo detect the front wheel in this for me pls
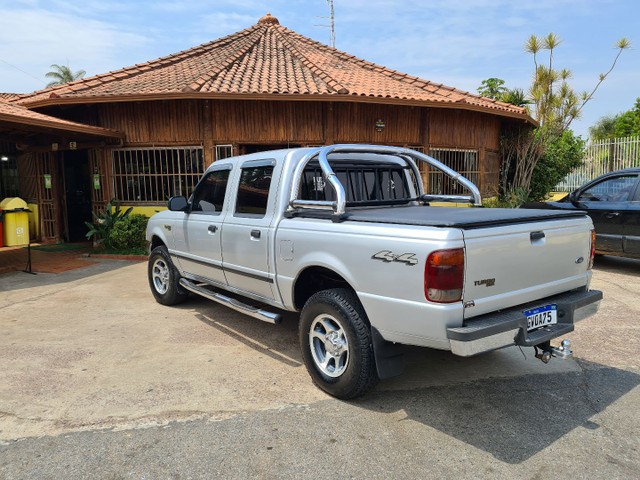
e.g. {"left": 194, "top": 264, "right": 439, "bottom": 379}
{"left": 148, "top": 246, "right": 189, "bottom": 306}
{"left": 299, "top": 288, "right": 378, "bottom": 399}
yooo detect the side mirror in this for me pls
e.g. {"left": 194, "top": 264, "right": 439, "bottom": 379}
{"left": 567, "top": 191, "right": 581, "bottom": 204}
{"left": 168, "top": 196, "right": 189, "bottom": 212}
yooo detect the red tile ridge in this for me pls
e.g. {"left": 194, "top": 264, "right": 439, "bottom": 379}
{"left": 272, "top": 26, "right": 349, "bottom": 94}
{"left": 189, "top": 28, "right": 265, "bottom": 92}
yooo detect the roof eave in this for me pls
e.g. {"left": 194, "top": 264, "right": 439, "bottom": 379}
{"left": 0, "top": 111, "right": 125, "bottom": 139}
{"left": 21, "top": 92, "right": 536, "bottom": 125}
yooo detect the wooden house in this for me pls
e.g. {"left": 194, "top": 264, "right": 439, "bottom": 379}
{"left": 3, "top": 13, "right": 533, "bottom": 243}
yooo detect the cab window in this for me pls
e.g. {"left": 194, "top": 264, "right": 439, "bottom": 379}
{"left": 235, "top": 165, "right": 274, "bottom": 216}
{"left": 578, "top": 175, "right": 638, "bottom": 202}
{"left": 191, "top": 169, "right": 230, "bottom": 213}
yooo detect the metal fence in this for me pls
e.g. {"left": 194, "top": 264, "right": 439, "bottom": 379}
{"left": 556, "top": 136, "right": 640, "bottom": 191}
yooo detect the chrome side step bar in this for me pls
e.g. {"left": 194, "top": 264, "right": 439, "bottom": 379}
{"left": 179, "top": 279, "right": 282, "bottom": 324}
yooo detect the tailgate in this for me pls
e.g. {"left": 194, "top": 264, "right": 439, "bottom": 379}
{"left": 462, "top": 217, "right": 592, "bottom": 319}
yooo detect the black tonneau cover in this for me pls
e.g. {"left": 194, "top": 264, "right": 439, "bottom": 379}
{"left": 291, "top": 205, "right": 587, "bottom": 229}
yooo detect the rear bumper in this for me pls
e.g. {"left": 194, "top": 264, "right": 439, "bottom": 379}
{"left": 447, "top": 288, "right": 603, "bottom": 357}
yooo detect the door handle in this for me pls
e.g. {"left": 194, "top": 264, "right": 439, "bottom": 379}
{"left": 530, "top": 231, "right": 545, "bottom": 241}
{"left": 251, "top": 229, "right": 261, "bottom": 239}
{"left": 208, "top": 225, "right": 218, "bottom": 233}
{"left": 604, "top": 212, "right": 620, "bottom": 219}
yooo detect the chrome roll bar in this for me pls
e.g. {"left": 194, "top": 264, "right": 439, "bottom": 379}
{"left": 287, "top": 144, "right": 482, "bottom": 216}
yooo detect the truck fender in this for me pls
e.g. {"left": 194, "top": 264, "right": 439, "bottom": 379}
{"left": 147, "top": 225, "right": 170, "bottom": 251}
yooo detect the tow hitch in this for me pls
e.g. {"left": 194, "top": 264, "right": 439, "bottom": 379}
{"left": 534, "top": 339, "right": 573, "bottom": 364}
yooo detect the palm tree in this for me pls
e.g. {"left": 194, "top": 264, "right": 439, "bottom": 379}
{"left": 45, "top": 64, "right": 86, "bottom": 88}
{"left": 501, "top": 88, "right": 531, "bottom": 108}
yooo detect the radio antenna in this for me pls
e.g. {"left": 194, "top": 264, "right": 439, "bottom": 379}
{"left": 314, "top": 0, "right": 336, "bottom": 48}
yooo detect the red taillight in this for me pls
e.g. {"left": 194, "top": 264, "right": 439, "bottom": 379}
{"left": 588, "top": 229, "right": 596, "bottom": 269}
{"left": 425, "top": 248, "right": 464, "bottom": 303}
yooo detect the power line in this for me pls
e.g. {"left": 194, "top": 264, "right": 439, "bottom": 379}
{"left": 0, "top": 58, "right": 45, "bottom": 86}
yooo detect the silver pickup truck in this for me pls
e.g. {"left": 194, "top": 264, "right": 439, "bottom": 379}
{"left": 146, "top": 145, "right": 602, "bottom": 399}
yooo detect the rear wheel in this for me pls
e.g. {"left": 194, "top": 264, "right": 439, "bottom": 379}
{"left": 148, "top": 246, "right": 188, "bottom": 306}
{"left": 299, "top": 288, "right": 378, "bottom": 399}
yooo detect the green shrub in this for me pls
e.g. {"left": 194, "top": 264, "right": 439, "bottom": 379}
{"left": 85, "top": 199, "right": 133, "bottom": 249}
{"left": 106, "top": 214, "right": 149, "bottom": 253}
{"left": 528, "top": 131, "right": 585, "bottom": 202}
{"left": 484, "top": 187, "right": 530, "bottom": 208}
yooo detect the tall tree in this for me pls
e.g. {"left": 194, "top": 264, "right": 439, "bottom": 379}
{"left": 45, "top": 64, "right": 86, "bottom": 88}
{"left": 613, "top": 99, "right": 640, "bottom": 137}
{"left": 589, "top": 115, "right": 619, "bottom": 140}
{"left": 477, "top": 78, "right": 507, "bottom": 100}
{"left": 500, "top": 88, "right": 530, "bottom": 108}
{"left": 498, "top": 34, "right": 630, "bottom": 202}
{"left": 590, "top": 98, "right": 640, "bottom": 139}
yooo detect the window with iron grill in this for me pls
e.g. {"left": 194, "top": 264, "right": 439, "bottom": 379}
{"left": 425, "top": 148, "right": 479, "bottom": 195}
{"left": 215, "top": 145, "right": 234, "bottom": 161}
{"left": 112, "top": 147, "right": 204, "bottom": 204}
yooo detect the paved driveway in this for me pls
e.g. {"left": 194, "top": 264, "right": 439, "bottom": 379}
{"left": 0, "top": 256, "right": 638, "bottom": 479}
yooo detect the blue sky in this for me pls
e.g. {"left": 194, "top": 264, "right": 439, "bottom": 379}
{"left": 1, "top": 0, "right": 638, "bottom": 138}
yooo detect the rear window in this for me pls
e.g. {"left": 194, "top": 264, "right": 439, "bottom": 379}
{"left": 300, "top": 162, "right": 414, "bottom": 204}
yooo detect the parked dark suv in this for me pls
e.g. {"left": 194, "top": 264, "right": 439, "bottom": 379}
{"left": 522, "top": 168, "right": 640, "bottom": 259}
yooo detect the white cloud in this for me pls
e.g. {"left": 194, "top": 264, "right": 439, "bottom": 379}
{"left": 0, "top": 8, "right": 150, "bottom": 92}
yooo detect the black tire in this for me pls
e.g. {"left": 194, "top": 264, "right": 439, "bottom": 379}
{"left": 299, "top": 288, "right": 378, "bottom": 399}
{"left": 148, "top": 246, "right": 189, "bottom": 306}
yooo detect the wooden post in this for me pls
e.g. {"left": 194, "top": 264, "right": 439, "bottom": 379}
{"left": 202, "top": 100, "right": 215, "bottom": 166}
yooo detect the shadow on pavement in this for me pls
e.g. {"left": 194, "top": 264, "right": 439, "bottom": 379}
{"left": 594, "top": 254, "right": 640, "bottom": 275}
{"left": 188, "top": 296, "right": 303, "bottom": 368}
{"left": 0, "top": 258, "right": 143, "bottom": 293}
{"left": 185, "top": 295, "right": 639, "bottom": 464}
{"left": 351, "top": 360, "right": 639, "bottom": 463}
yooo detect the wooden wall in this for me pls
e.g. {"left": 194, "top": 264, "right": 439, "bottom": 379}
{"left": 332, "top": 103, "right": 421, "bottom": 145}
{"left": 428, "top": 109, "right": 501, "bottom": 150}
{"left": 98, "top": 100, "right": 203, "bottom": 145}
{"left": 93, "top": 99, "right": 500, "bottom": 151}
{"left": 91, "top": 99, "right": 506, "bottom": 197}
{"left": 211, "top": 100, "right": 324, "bottom": 144}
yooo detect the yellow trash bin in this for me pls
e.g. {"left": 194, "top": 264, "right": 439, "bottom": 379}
{"left": 0, "top": 197, "right": 30, "bottom": 246}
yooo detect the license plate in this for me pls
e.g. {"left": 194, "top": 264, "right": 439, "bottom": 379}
{"left": 525, "top": 304, "right": 557, "bottom": 331}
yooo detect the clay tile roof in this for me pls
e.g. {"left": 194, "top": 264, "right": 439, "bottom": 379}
{"left": 0, "top": 92, "right": 19, "bottom": 102}
{"left": 0, "top": 100, "right": 123, "bottom": 138}
{"left": 16, "top": 14, "right": 531, "bottom": 122}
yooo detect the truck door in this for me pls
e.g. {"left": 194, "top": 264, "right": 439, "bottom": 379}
{"left": 222, "top": 159, "right": 276, "bottom": 300}
{"left": 178, "top": 166, "right": 231, "bottom": 285}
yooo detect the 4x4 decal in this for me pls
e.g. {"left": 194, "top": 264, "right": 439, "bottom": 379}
{"left": 372, "top": 250, "right": 419, "bottom": 266}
